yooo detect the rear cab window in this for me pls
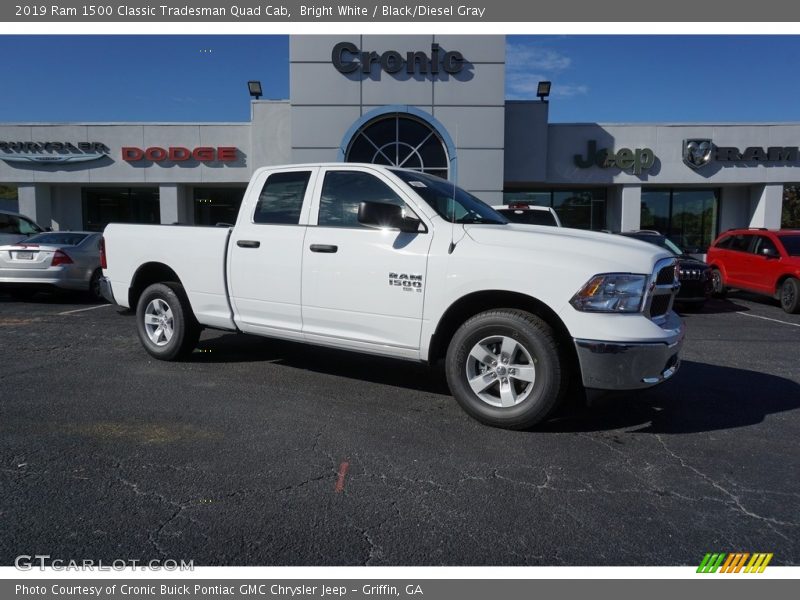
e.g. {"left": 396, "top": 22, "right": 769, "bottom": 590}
{"left": 253, "top": 171, "right": 312, "bottom": 225}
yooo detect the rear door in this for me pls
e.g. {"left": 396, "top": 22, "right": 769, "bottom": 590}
{"left": 749, "top": 235, "right": 782, "bottom": 293}
{"left": 722, "top": 233, "right": 755, "bottom": 288}
{"left": 228, "top": 168, "right": 317, "bottom": 338}
{"left": 301, "top": 167, "right": 433, "bottom": 355}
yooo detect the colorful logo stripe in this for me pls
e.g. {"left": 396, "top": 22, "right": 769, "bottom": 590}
{"left": 697, "top": 553, "right": 773, "bottom": 573}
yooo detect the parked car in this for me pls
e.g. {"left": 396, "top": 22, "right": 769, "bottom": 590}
{"left": 617, "top": 230, "right": 712, "bottom": 307}
{"left": 0, "top": 231, "right": 104, "bottom": 300}
{"left": 0, "top": 209, "right": 44, "bottom": 246}
{"left": 492, "top": 203, "right": 562, "bottom": 227}
{"left": 706, "top": 228, "right": 800, "bottom": 313}
{"left": 101, "top": 163, "right": 683, "bottom": 430}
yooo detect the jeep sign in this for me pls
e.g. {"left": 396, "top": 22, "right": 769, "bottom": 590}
{"left": 574, "top": 140, "right": 656, "bottom": 175}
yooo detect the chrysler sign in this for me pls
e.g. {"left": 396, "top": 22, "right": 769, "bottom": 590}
{"left": 0, "top": 141, "right": 109, "bottom": 164}
{"left": 683, "top": 138, "right": 800, "bottom": 169}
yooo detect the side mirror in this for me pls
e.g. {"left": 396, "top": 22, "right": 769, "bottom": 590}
{"left": 761, "top": 246, "right": 780, "bottom": 259}
{"left": 358, "top": 201, "right": 422, "bottom": 233}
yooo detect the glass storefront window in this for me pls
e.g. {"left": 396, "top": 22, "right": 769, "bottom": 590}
{"left": 194, "top": 187, "right": 246, "bottom": 226}
{"left": 641, "top": 188, "right": 719, "bottom": 252}
{"left": 0, "top": 185, "right": 18, "bottom": 213}
{"left": 783, "top": 185, "right": 800, "bottom": 228}
{"left": 83, "top": 188, "right": 160, "bottom": 232}
{"left": 345, "top": 113, "right": 450, "bottom": 180}
{"left": 502, "top": 189, "right": 607, "bottom": 231}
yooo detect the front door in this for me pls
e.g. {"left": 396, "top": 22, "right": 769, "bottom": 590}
{"left": 301, "top": 167, "right": 432, "bottom": 354}
{"left": 228, "top": 168, "right": 316, "bottom": 338}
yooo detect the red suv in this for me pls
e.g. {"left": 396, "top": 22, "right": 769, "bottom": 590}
{"left": 706, "top": 228, "right": 800, "bottom": 313}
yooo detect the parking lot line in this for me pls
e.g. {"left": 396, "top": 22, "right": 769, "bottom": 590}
{"left": 736, "top": 311, "right": 800, "bottom": 328}
{"left": 57, "top": 304, "right": 113, "bottom": 316}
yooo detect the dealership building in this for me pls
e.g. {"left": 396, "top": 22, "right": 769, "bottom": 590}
{"left": 1, "top": 35, "right": 798, "bottom": 252}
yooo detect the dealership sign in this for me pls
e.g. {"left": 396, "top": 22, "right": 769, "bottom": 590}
{"left": 332, "top": 42, "right": 465, "bottom": 75}
{"left": 683, "top": 138, "right": 800, "bottom": 169}
{"left": 0, "top": 141, "right": 109, "bottom": 164}
{"left": 122, "top": 146, "right": 238, "bottom": 163}
{"left": 574, "top": 140, "right": 656, "bottom": 175}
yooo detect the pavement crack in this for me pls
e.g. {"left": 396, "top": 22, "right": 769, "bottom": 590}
{"left": 655, "top": 434, "right": 798, "bottom": 536}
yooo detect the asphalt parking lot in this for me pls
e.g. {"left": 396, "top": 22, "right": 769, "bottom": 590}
{"left": 1, "top": 291, "right": 798, "bottom": 566}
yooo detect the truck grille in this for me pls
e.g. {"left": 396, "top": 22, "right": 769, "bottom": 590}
{"left": 679, "top": 267, "right": 707, "bottom": 281}
{"left": 656, "top": 264, "right": 676, "bottom": 285}
{"left": 646, "top": 258, "right": 679, "bottom": 322}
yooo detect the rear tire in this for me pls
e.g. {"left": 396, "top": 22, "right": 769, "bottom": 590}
{"left": 711, "top": 268, "right": 727, "bottom": 298}
{"left": 135, "top": 283, "right": 200, "bottom": 360}
{"left": 445, "top": 309, "right": 567, "bottom": 430}
{"left": 88, "top": 269, "right": 104, "bottom": 302}
{"left": 779, "top": 277, "right": 800, "bottom": 314}
{"left": 9, "top": 289, "right": 36, "bottom": 301}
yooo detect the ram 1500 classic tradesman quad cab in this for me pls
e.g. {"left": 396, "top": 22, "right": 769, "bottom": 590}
{"left": 100, "top": 164, "right": 684, "bottom": 429}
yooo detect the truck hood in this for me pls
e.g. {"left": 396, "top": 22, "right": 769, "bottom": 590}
{"left": 463, "top": 224, "right": 672, "bottom": 274}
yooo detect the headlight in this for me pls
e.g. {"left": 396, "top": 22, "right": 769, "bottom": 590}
{"left": 570, "top": 273, "right": 647, "bottom": 313}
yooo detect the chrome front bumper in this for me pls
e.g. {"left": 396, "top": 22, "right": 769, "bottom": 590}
{"left": 574, "top": 314, "right": 685, "bottom": 391}
{"left": 99, "top": 276, "right": 116, "bottom": 304}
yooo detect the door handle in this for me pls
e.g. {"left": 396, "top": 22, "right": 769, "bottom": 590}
{"left": 237, "top": 240, "right": 260, "bottom": 248}
{"left": 309, "top": 244, "right": 338, "bottom": 253}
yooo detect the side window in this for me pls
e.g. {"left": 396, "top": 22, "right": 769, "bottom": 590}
{"left": 18, "top": 217, "right": 41, "bottom": 235}
{"left": 754, "top": 236, "right": 778, "bottom": 255}
{"left": 0, "top": 214, "right": 21, "bottom": 234}
{"left": 714, "top": 235, "right": 733, "bottom": 249}
{"left": 728, "top": 234, "right": 753, "bottom": 253}
{"left": 253, "top": 171, "right": 311, "bottom": 225}
{"left": 318, "top": 170, "right": 407, "bottom": 228}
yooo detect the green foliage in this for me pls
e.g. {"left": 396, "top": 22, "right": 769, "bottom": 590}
{"left": 783, "top": 186, "right": 800, "bottom": 228}
{"left": 0, "top": 185, "right": 17, "bottom": 200}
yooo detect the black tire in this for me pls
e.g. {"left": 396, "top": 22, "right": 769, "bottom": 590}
{"left": 88, "top": 269, "right": 104, "bottom": 302}
{"left": 779, "top": 277, "right": 800, "bottom": 314}
{"left": 9, "top": 289, "right": 37, "bottom": 301}
{"left": 711, "top": 268, "right": 727, "bottom": 298}
{"left": 135, "top": 282, "right": 200, "bottom": 360}
{"left": 445, "top": 309, "right": 568, "bottom": 430}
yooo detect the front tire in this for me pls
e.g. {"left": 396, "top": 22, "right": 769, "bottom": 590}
{"left": 711, "top": 268, "right": 727, "bottom": 298}
{"left": 780, "top": 277, "right": 800, "bottom": 314}
{"left": 445, "top": 309, "right": 567, "bottom": 430}
{"left": 135, "top": 283, "right": 200, "bottom": 360}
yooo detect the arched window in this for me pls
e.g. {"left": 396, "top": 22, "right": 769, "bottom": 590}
{"left": 345, "top": 113, "right": 450, "bottom": 180}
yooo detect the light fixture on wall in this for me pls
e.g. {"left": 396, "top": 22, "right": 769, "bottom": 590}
{"left": 247, "top": 81, "right": 263, "bottom": 100}
{"left": 537, "top": 81, "right": 552, "bottom": 103}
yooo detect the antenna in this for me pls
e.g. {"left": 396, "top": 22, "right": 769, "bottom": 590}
{"left": 448, "top": 126, "right": 458, "bottom": 254}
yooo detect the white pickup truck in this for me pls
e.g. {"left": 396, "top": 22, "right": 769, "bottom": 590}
{"left": 100, "top": 163, "right": 684, "bottom": 429}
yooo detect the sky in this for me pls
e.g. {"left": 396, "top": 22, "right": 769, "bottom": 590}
{"left": 2, "top": 35, "right": 800, "bottom": 123}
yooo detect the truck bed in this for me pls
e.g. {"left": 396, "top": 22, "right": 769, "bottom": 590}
{"left": 103, "top": 224, "right": 235, "bottom": 330}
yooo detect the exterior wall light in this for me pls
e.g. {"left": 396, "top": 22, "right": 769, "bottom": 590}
{"left": 247, "top": 81, "right": 263, "bottom": 100}
{"left": 537, "top": 81, "right": 552, "bottom": 102}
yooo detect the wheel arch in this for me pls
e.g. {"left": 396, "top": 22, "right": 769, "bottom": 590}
{"left": 426, "top": 290, "right": 577, "bottom": 369}
{"left": 775, "top": 273, "right": 800, "bottom": 298}
{"left": 129, "top": 262, "right": 184, "bottom": 311}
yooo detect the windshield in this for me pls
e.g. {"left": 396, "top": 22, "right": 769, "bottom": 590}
{"left": 24, "top": 232, "right": 89, "bottom": 246}
{"left": 391, "top": 170, "right": 508, "bottom": 225}
{"left": 626, "top": 233, "right": 683, "bottom": 256}
{"left": 778, "top": 234, "right": 800, "bottom": 256}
